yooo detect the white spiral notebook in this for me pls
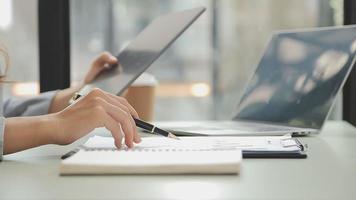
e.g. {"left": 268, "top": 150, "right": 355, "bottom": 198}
{"left": 60, "top": 136, "right": 242, "bottom": 175}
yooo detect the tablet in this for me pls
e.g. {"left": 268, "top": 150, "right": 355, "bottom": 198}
{"left": 80, "top": 7, "right": 206, "bottom": 96}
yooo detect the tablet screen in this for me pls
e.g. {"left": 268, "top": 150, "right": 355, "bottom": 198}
{"left": 87, "top": 7, "right": 205, "bottom": 95}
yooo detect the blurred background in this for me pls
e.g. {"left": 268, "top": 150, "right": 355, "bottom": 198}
{"left": 0, "top": 0, "right": 344, "bottom": 121}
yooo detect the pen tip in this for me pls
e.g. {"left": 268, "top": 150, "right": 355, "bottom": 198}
{"left": 168, "top": 132, "right": 180, "bottom": 140}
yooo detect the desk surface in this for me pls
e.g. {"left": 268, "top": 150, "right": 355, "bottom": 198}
{"left": 1, "top": 121, "right": 356, "bottom": 200}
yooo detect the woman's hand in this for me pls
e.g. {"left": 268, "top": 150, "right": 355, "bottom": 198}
{"left": 84, "top": 52, "right": 118, "bottom": 84}
{"left": 51, "top": 88, "right": 141, "bottom": 149}
{"left": 48, "top": 52, "right": 118, "bottom": 113}
{"left": 3, "top": 89, "right": 140, "bottom": 154}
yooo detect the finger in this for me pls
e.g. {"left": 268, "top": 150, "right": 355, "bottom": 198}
{"left": 101, "top": 93, "right": 141, "bottom": 143}
{"left": 100, "top": 110, "right": 124, "bottom": 149}
{"left": 96, "top": 98, "right": 135, "bottom": 148}
{"left": 105, "top": 92, "right": 139, "bottom": 118}
{"left": 87, "top": 89, "right": 139, "bottom": 144}
{"left": 106, "top": 95, "right": 141, "bottom": 143}
{"left": 107, "top": 106, "right": 135, "bottom": 148}
{"left": 91, "top": 89, "right": 138, "bottom": 132}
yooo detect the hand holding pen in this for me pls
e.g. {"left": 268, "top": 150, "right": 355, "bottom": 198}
{"left": 53, "top": 88, "right": 141, "bottom": 149}
{"left": 68, "top": 88, "right": 178, "bottom": 147}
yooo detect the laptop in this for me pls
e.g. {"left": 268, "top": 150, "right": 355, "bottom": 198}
{"left": 158, "top": 25, "right": 356, "bottom": 136}
{"left": 78, "top": 7, "right": 206, "bottom": 96}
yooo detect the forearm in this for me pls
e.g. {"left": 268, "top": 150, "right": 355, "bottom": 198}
{"left": 48, "top": 85, "right": 83, "bottom": 113}
{"left": 3, "top": 115, "right": 57, "bottom": 154}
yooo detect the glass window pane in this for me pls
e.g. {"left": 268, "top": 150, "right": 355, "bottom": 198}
{"left": 0, "top": 0, "right": 39, "bottom": 98}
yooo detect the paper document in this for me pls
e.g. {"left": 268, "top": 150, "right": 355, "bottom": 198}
{"left": 83, "top": 135, "right": 301, "bottom": 152}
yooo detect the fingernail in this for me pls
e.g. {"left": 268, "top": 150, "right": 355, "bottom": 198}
{"left": 115, "top": 141, "right": 122, "bottom": 149}
{"left": 127, "top": 143, "right": 133, "bottom": 149}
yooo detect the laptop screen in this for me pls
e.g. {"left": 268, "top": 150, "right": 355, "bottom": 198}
{"left": 234, "top": 26, "right": 356, "bottom": 129}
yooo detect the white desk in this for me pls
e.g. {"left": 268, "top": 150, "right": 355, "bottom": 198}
{"left": 1, "top": 121, "right": 356, "bottom": 199}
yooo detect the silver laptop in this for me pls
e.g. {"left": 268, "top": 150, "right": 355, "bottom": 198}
{"left": 159, "top": 25, "right": 356, "bottom": 136}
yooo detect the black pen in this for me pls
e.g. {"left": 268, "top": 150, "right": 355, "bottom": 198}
{"left": 134, "top": 118, "right": 179, "bottom": 140}
{"left": 70, "top": 90, "right": 179, "bottom": 140}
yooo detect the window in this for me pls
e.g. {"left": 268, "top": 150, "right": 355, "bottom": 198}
{"left": 70, "top": 0, "right": 343, "bottom": 121}
{"left": 0, "top": 0, "right": 40, "bottom": 98}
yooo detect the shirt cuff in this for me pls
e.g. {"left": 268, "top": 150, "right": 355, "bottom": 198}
{"left": 22, "top": 90, "right": 58, "bottom": 116}
{"left": 3, "top": 90, "right": 58, "bottom": 117}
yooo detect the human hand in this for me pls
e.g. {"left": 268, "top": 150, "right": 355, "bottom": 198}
{"left": 51, "top": 88, "right": 141, "bottom": 149}
{"left": 48, "top": 52, "right": 118, "bottom": 113}
{"left": 84, "top": 52, "right": 118, "bottom": 84}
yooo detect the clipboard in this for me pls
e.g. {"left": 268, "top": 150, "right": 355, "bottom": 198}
{"left": 243, "top": 138, "right": 307, "bottom": 158}
{"left": 173, "top": 135, "right": 308, "bottom": 159}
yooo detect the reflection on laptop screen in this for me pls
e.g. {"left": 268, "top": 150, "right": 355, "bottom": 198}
{"left": 234, "top": 26, "right": 356, "bottom": 129}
